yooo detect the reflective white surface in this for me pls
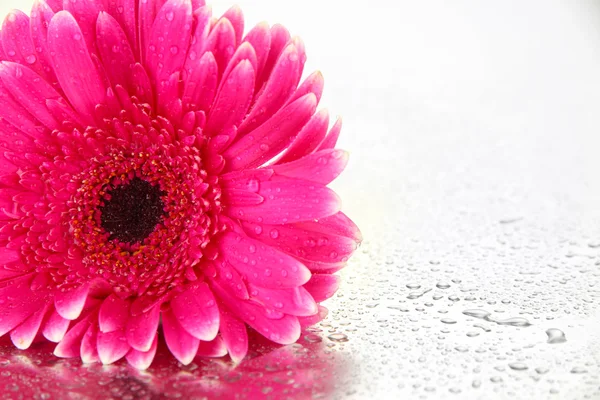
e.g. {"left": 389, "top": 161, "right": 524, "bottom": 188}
{"left": 1, "top": 1, "right": 599, "bottom": 399}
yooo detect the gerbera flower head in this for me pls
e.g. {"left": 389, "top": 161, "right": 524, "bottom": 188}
{"left": 0, "top": 0, "right": 361, "bottom": 368}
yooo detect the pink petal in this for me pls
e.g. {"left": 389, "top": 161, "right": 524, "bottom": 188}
{"left": 182, "top": 6, "right": 211, "bottom": 78}
{"left": 226, "top": 177, "right": 341, "bottom": 225}
{"left": 126, "top": 304, "right": 160, "bottom": 352}
{"left": 170, "top": 282, "right": 219, "bottom": 341}
{"left": 125, "top": 333, "right": 158, "bottom": 370}
{"left": 80, "top": 322, "right": 99, "bottom": 363}
{"left": 182, "top": 51, "right": 218, "bottom": 113}
{"left": 196, "top": 335, "right": 227, "bottom": 357}
{"left": 243, "top": 22, "right": 271, "bottom": 85}
{"left": 241, "top": 219, "right": 357, "bottom": 265}
{"left": 275, "top": 108, "right": 329, "bottom": 164}
{"left": 54, "top": 284, "right": 90, "bottom": 320}
{"left": 248, "top": 285, "right": 318, "bottom": 317}
{"left": 221, "top": 189, "right": 264, "bottom": 206}
{"left": 204, "top": 59, "right": 255, "bottom": 137}
{"left": 317, "top": 117, "right": 342, "bottom": 150}
{"left": 218, "top": 231, "right": 311, "bottom": 289}
{"left": 287, "top": 70, "right": 325, "bottom": 106}
{"left": 224, "top": 94, "right": 317, "bottom": 171}
{"left": 204, "top": 17, "right": 236, "bottom": 77}
{"left": 62, "top": 0, "right": 104, "bottom": 52}
{"left": 191, "top": 0, "right": 206, "bottom": 10}
{"left": 256, "top": 24, "right": 290, "bottom": 91}
{"left": 0, "top": 62, "right": 60, "bottom": 130}
{"left": 2, "top": 10, "right": 45, "bottom": 78}
{"left": 222, "top": 6, "right": 243, "bottom": 46}
{"left": 96, "top": 12, "right": 136, "bottom": 91}
{"left": 145, "top": 0, "right": 193, "bottom": 108}
{"left": 98, "top": 294, "right": 130, "bottom": 333}
{"left": 138, "top": 0, "right": 167, "bottom": 64}
{"left": 42, "top": 309, "right": 70, "bottom": 342}
{"left": 238, "top": 42, "right": 304, "bottom": 136}
{"left": 0, "top": 82, "right": 42, "bottom": 139}
{"left": 296, "top": 212, "right": 363, "bottom": 243}
{"left": 303, "top": 274, "right": 340, "bottom": 302}
{"left": 10, "top": 303, "right": 49, "bottom": 350}
{"left": 105, "top": 0, "right": 138, "bottom": 57}
{"left": 212, "top": 281, "right": 301, "bottom": 345}
{"left": 45, "top": 0, "right": 63, "bottom": 13}
{"left": 47, "top": 11, "right": 106, "bottom": 121}
{"left": 97, "top": 329, "right": 130, "bottom": 364}
{"left": 54, "top": 314, "right": 93, "bottom": 358}
{"left": 162, "top": 308, "right": 200, "bottom": 365}
{"left": 30, "top": 0, "right": 59, "bottom": 85}
{"left": 210, "top": 259, "right": 249, "bottom": 300}
{"left": 273, "top": 149, "right": 349, "bottom": 185}
{"left": 0, "top": 276, "right": 45, "bottom": 336}
{"left": 218, "top": 307, "right": 248, "bottom": 363}
{"left": 298, "top": 305, "right": 328, "bottom": 329}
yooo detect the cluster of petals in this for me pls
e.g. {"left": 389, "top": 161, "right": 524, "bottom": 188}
{"left": 0, "top": 0, "right": 361, "bottom": 368}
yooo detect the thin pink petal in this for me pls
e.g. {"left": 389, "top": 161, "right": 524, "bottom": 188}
{"left": 273, "top": 149, "right": 349, "bottom": 185}
{"left": 162, "top": 308, "right": 200, "bottom": 365}
{"left": 222, "top": 6, "right": 243, "bottom": 46}
{"left": 295, "top": 212, "right": 363, "bottom": 243}
{"left": 97, "top": 329, "right": 130, "bottom": 364}
{"left": 212, "top": 281, "right": 301, "bottom": 345}
{"left": 125, "top": 333, "right": 158, "bottom": 370}
{"left": 182, "top": 6, "right": 211, "bottom": 78}
{"left": 243, "top": 22, "right": 271, "bottom": 86}
{"left": 219, "top": 307, "right": 248, "bottom": 363}
{"left": 317, "top": 117, "right": 342, "bottom": 150}
{"left": 275, "top": 108, "right": 329, "bottom": 164}
{"left": 145, "top": 0, "right": 193, "bottom": 110}
{"left": 303, "top": 274, "right": 340, "bottom": 302}
{"left": 204, "top": 17, "right": 236, "bottom": 77}
{"left": 2, "top": 10, "right": 45, "bottom": 78}
{"left": 54, "top": 284, "right": 90, "bottom": 320}
{"left": 80, "top": 323, "right": 99, "bottom": 364}
{"left": 126, "top": 304, "right": 160, "bottom": 352}
{"left": 248, "top": 285, "right": 318, "bottom": 317}
{"left": 138, "top": 0, "right": 167, "bottom": 64}
{"left": 205, "top": 59, "right": 255, "bottom": 137}
{"left": 226, "top": 177, "right": 341, "bottom": 225}
{"left": 182, "top": 51, "right": 218, "bottom": 113}
{"left": 298, "top": 305, "right": 328, "bottom": 329}
{"left": 210, "top": 259, "right": 249, "bottom": 300}
{"left": 47, "top": 11, "right": 106, "bottom": 121}
{"left": 42, "top": 309, "right": 70, "bottom": 342}
{"left": 196, "top": 335, "right": 228, "bottom": 357}
{"left": 218, "top": 231, "right": 311, "bottom": 289}
{"left": 0, "top": 62, "right": 60, "bottom": 130}
{"left": 30, "top": 0, "right": 59, "bottom": 86}
{"left": 96, "top": 12, "right": 136, "bottom": 91}
{"left": 62, "top": 0, "right": 104, "bottom": 51}
{"left": 256, "top": 24, "right": 290, "bottom": 91}
{"left": 171, "top": 282, "right": 219, "bottom": 341}
{"left": 45, "top": 0, "right": 63, "bottom": 13}
{"left": 241, "top": 219, "right": 358, "bottom": 264}
{"left": 10, "top": 303, "right": 49, "bottom": 350}
{"left": 54, "top": 315, "right": 93, "bottom": 358}
{"left": 287, "top": 70, "right": 325, "bottom": 106}
{"left": 224, "top": 94, "right": 317, "bottom": 171}
{"left": 105, "top": 0, "right": 138, "bottom": 56}
{"left": 238, "top": 42, "right": 304, "bottom": 136}
{"left": 98, "top": 294, "right": 130, "bottom": 333}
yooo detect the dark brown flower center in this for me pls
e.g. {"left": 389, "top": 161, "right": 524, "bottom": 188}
{"left": 99, "top": 177, "right": 166, "bottom": 244}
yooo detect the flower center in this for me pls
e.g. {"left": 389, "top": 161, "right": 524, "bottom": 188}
{"left": 99, "top": 177, "right": 166, "bottom": 244}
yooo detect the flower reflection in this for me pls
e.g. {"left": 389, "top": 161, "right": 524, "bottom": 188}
{"left": 0, "top": 331, "right": 346, "bottom": 399}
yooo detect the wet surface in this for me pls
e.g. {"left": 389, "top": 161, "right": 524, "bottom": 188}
{"left": 1, "top": 0, "right": 600, "bottom": 399}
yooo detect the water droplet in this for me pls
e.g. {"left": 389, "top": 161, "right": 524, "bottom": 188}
{"left": 535, "top": 367, "right": 549, "bottom": 374}
{"left": 269, "top": 229, "right": 279, "bottom": 239}
{"left": 570, "top": 366, "right": 587, "bottom": 374}
{"left": 406, "top": 283, "right": 421, "bottom": 289}
{"left": 25, "top": 55, "right": 37, "bottom": 64}
{"left": 463, "top": 309, "right": 491, "bottom": 319}
{"left": 165, "top": 11, "right": 175, "bottom": 21}
{"left": 441, "top": 318, "right": 456, "bottom": 324}
{"left": 327, "top": 333, "right": 349, "bottom": 342}
{"left": 436, "top": 282, "right": 451, "bottom": 289}
{"left": 170, "top": 46, "right": 179, "bottom": 55}
{"left": 509, "top": 362, "right": 528, "bottom": 371}
{"left": 73, "top": 33, "right": 82, "bottom": 41}
{"left": 546, "top": 328, "right": 566, "bottom": 344}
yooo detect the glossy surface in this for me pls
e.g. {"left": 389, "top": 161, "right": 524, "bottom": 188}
{"left": 1, "top": 0, "right": 600, "bottom": 399}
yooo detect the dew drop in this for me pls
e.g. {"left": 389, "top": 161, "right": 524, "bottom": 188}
{"left": 546, "top": 328, "right": 566, "bottom": 344}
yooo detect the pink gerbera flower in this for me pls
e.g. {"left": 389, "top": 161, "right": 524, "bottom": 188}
{"left": 0, "top": 0, "right": 361, "bottom": 369}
